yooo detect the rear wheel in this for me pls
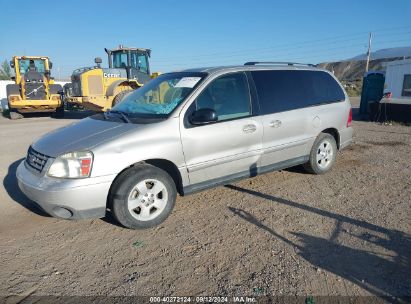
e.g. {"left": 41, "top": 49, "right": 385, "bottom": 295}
{"left": 303, "top": 133, "right": 337, "bottom": 174}
{"left": 112, "top": 89, "right": 133, "bottom": 107}
{"left": 110, "top": 164, "right": 177, "bottom": 229}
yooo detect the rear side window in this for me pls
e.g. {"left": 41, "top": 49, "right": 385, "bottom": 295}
{"left": 251, "top": 70, "right": 345, "bottom": 115}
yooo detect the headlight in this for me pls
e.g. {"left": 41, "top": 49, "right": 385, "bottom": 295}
{"left": 48, "top": 151, "right": 93, "bottom": 178}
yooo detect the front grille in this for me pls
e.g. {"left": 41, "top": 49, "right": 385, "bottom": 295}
{"left": 26, "top": 146, "right": 50, "bottom": 173}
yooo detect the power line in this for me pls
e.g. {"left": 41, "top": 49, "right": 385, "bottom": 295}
{"left": 154, "top": 25, "right": 411, "bottom": 62}
{"left": 154, "top": 33, "right": 410, "bottom": 65}
{"left": 154, "top": 32, "right": 411, "bottom": 69}
{"left": 154, "top": 34, "right": 368, "bottom": 62}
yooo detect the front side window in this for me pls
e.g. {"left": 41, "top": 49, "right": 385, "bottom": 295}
{"left": 112, "top": 51, "right": 128, "bottom": 68}
{"left": 402, "top": 75, "right": 411, "bottom": 97}
{"left": 130, "top": 52, "right": 148, "bottom": 74}
{"left": 113, "top": 72, "right": 206, "bottom": 117}
{"left": 193, "top": 72, "right": 251, "bottom": 121}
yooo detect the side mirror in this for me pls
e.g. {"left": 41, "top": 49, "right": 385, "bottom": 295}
{"left": 383, "top": 92, "right": 392, "bottom": 99}
{"left": 190, "top": 108, "right": 217, "bottom": 125}
{"left": 49, "top": 61, "right": 53, "bottom": 69}
{"left": 9, "top": 60, "right": 14, "bottom": 68}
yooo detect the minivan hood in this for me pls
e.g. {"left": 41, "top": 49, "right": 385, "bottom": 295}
{"left": 32, "top": 117, "right": 138, "bottom": 157}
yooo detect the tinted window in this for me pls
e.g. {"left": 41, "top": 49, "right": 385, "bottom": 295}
{"left": 251, "top": 70, "right": 345, "bottom": 114}
{"left": 193, "top": 72, "right": 251, "bottom": 121}
{"left": 130, "top": 51, "right": 149, "bottom": 74}
{"left": 402, "top": 75, "right": 411, "bottom": 97}
{"left": 113, "top": 51, "right": 128, "bottom": 68}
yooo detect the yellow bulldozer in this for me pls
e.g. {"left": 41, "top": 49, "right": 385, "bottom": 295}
{"left": 6, "top": 56, "right": 63, "bottom": 119}
{"left": 65, "top": 45, "right": 158, "bottom": 111}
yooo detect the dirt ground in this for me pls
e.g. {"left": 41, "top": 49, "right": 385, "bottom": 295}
{"left": 0, "top": 98, "right": 410, "bottom": 302}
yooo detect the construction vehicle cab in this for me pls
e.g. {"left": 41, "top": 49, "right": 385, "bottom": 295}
{"left": 6, "top": 56, "right": 63, "bottom": 119}
{"left": 66, "top": 45, "right": 156, "bottom": 111}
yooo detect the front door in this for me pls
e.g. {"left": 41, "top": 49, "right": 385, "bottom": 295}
{"left": 180, "top": 72, "right": 263, "bottom": 189}
{"left": 130, "top": 51, "right": 151, "bottom": 84}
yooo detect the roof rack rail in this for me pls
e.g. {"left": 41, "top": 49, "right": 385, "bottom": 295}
{"left": 244, "top": 61, "right": 317, "bottom": 67}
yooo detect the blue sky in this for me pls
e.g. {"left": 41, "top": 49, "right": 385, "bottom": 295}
{"left": 1, "top": 0, "right": 410, "bottom": 79}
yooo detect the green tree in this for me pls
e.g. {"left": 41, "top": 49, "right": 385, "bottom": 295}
{"left": 0, "top": 59, "right": 11, "bottom": 80}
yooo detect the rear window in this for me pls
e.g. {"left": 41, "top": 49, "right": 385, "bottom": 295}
{"left": 251, "top": 70, "right": 345, "bottom": 115}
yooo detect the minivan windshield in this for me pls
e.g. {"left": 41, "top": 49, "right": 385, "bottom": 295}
{"left": 112, "top": 72, "right": 207, "bottom": 117}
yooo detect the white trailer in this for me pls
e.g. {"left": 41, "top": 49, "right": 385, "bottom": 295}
{"left": 382, "top": 58, "right": 411, "bottom": 103}
{"left": 370, "top": 59, "right": 411, "bottom": 122}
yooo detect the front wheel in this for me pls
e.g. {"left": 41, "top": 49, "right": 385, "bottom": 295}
{"left": 303, "top": 133, "right": 337, "bottom": 174}
{"left": 110, "top": 164, "right": 177, "bottom": 229}
{"left": 9, "top": 110, "right": 23, "bottom": 120}
{"left": 53, "top": 105, "right": 65, "bottom": 118}
{"left": 112, "top": 89, "right": 133, "bottom": 107}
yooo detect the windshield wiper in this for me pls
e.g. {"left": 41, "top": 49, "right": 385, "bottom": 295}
{"left": 108, "top": 110, "right": 131, "bottom": 123}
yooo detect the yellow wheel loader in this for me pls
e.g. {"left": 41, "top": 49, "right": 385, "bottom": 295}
{"left": 65, "top": 45, "right": 159, "bottom": 112}
{"left": 6, "top": 56, "right": 63, "bottom": 119}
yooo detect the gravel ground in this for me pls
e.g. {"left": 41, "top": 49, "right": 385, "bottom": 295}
{"left": 0, "top": 98, "right": 410, "bottom": 302}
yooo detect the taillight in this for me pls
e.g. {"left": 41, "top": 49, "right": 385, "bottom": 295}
{"left": 347, "top": 108, "right": 352, "bottom": 127}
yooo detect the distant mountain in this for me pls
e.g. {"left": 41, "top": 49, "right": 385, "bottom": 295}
{"left": 349, "top": 46, "right": 411, "bottom": 61}
{"left": 318, "top": 59, "right": 389, "bottom": 81}
{"left": 318, "top": 52, "right": 411, "bottom": 82}
{"left": 317, "top": 46, "right": 411, "bottom": 96}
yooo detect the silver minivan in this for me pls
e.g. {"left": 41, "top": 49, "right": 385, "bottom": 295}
{"left": 17, "top": 62, "right": 353, "bottom": 229}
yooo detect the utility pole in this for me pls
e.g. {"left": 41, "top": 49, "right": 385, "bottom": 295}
{"left": 365, "top": 32, "right": 372, "bottom": 73}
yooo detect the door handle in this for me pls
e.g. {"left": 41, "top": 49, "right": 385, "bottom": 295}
{"left": 269, "top": 120, "right": 282, "bottom": 128}
{"left": 242, "top": 124, "right": 257, "bottom": 133}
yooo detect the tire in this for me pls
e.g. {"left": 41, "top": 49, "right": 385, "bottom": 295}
{"left": 110, "top": 164, "right": 177, "bottom": 229}
{"left": 9, "top": 110, "right": 23, "bottom": 120}
{"left": 112, "top": 89, "right": 133, "bottom": 107}
{"left": 6, "top": 85, "right": 23, "bottom": 120}
{"left": 303, "top": 133, "right": 337, "bottom": 175}
{"left": 6, "top": 84, "right": 20, "bottom": 96}
{"left": 49, "top": 84, "right": 63, "bottom": 95}
{"left": 54, "top": 105, "right": 65, "bottom": 118}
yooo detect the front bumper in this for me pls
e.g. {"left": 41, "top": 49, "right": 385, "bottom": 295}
{"left": 9, "top": 96, "right": 61, "bottom": 112}
{"left": 16, "top": 161, "right": 116, "bottom": 219}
